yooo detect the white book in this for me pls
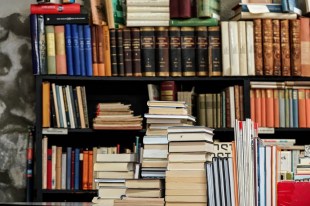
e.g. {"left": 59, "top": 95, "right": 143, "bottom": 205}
{"left": 51, "top": 145, "right": 57, "bottom": 189}
{"left": 143, "top": 149, "right": 168, "bottom": 159}
{"left": 228, "top": 158, "right": 235, "bottom": 206}
{"left": 238, "top": 21, "right": 248, "bottom": 76}
{"left": 143, "top": 135, "right": 168, "bottom": 144}
{"left": 221, "top": 21, "right": 231, "bottom": 76}
{"left": 259, "top": 146, "right": 266, "bottom": 206}
{"left": 96, "top": 153, "right": 136, "bottom": 162}
{"left": 126, "top": 0, "right": 169, "bottom": 6}
{"left": 280, "top": 151, "right": 292, "bottom": 172}
{"left": 65, "top": 85, "right": 75, "bottom": 129}
{"left": 42, "top": 136, "right": 48, "bottom": 189}
{"left": 126, "top": 12, "right": 169, "bottom": 20}
{"left": 126, "top": 20, "right": 169, "bottom": 27}
{"left": 246, "top": 21, "right": 255, "bottom": 76}
{"left": 127, "top": 6, "right": 169, "bottom": 13}
{"left": 61, "top": 153, "right": 66, "bottom": 190}
{"left": 265, "top": 146, "right": 272, "bottom": 206}
{"left": 51, "top": 83, "right": 60, "bottom": 128}
{"left": 229, "top": 21, "right": 240, "bottom": 76}
{"left": 229, "top": 87, "right": 235, "bottom": 128}
{"left": 57, "top": 85, "right": 67, "bottom": 128}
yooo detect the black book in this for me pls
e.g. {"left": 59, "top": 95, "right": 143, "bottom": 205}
{"left": 44, "top": 14, "right": 89, "bottom": 25}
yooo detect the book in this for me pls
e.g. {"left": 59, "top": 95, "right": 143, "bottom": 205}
{"left": 45, "top": 25, "right": 56, "bottom": 74}
{"left": 230, "top": 11, "right": 297, "bottom": 20}
{"left": 30, "top": 14, "right": 40, "bottom": 75}
{"left": 141, "top": 27, "right": 156, "bottom": 76}
{"left": 54, "top": 25, "right": 67, "bottom": 75}
{"left": 196, "top": 26, "right": 208, "bottom": 76}
{"left": 71, "top": 24, "right": 81, "bottom": 75}
{"left": 254, "top": 19, "right": 263, "bottom": 76}
{"left": 83, "top": 25, "right": 93, "bottom": 76}
{"left": 272, "top": 19, "right": 281, "bottom": 76}
{"left": 300, "top": 18, "right": 310, "bottom": 77}
{"left": 155, "top": 27, "right": 169, "bottom": 76}
{"left": 169, "top": 141, "right": 214, "bottom": 153}
{"left": 30, "top": 3, "right": 81, "bottom": 14}
{"left": 170, "top": 18, "right": 219, "bottom": 27}
{"left": 96, "top": 153, "right": 136, "bottom": 162}
{"left": 208, "top": 26, "right": 222, "bottom": 76}
{"left": 64, "top": 24, "right": 74, "bottom": 75}
{"left": 44, "top": 14, "right": 89, "bottom": 25}
{"left": 181, "top": 27, "right": 196, "bottom": 76}
{"left": 123, "top": 28, "right": 133, "bottom": 76}
{"left": 131, "top": 28, "right": 142, "bottom": 77}
{"left": 125, "top": 179, "right": 163, "bottom": 188}
{"left": 160, "top": 81, "right": 177, "bottom": 101}
{"left": 263, "top": 19, "right": 274, "bottom": 75}
{"left": 281, "top": 19, "right": 291, "bottom": 76}
{"left": 290, "top": 19, "right": 301, "bottom": 76}
{"left": 103, "top": 25, "right": 112, "bottom": 76}
{"left": 42, "top": 82, "right": 50, "bottom": 128}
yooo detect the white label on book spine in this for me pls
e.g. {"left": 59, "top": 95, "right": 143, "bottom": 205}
{"left": 258, "top": 127, "right": 275, "bottom": 134}
{"left": 42, "top": 128, "right": 68, "bottom": 135}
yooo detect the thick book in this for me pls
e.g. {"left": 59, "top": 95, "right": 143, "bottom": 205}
{"left": 71, "top": 24, "right": 81, "bottom": 75}
{"left": 181, "top": 27, "right": 196, "bottom": 76}
{"left": 44, "top": 14, "right": 89, "bottom": 25}
{"left": 178, "top": 0, "right": 192, "bottom": 18}
{"left": 141, "top": 27, "right": 156, "bottom": 76}
{"left": 116, "top": 29, "right": 125, "bottom": 76}
{"left": 155, "top": 27, "right": 169, "bottom": 76}
{"left": 197, "top": 0, "right": 220, "bottom": 18}
{"left": 91, "top": 25, "right": 99, "bottom": 76}
{"left": 208, "top": 26, "right": 222, "bottom": 76}
{"left": 160, "top": 81, "right": 177, "bottom": 101}
{"left": 110, "top": 29, "right": 118, "bottom": 76}
{"left": 30, "top": 3, "right": 81, "bottom": 14}
{"left": 289, "top": 19, "right": 301, "bottom": 76}
{"left": 301, "top": 18, "right": 310, "bottom": 77}
{"left": 64, "top": 24, "right": 74, "bottom": 75}
{"left": 281, "top": 19, "right": 291, "bottom": 76}
{"left": 262, "top": 19, "right": 274, "bottom": 75}
{"left": 170, "top": 0, "right": 179, "bottom": 18}
{"left": 96, "top": 25, "right": 105, "bottom": 76}
{"left": 196, "top": 26, "right": 208, "bottom": 76}
{"left": 30, "top": 14, "right": 40, "bottom": 75}
{"left": 254, "top": 19, "right": 263, "bottom": 76}
{"left": 169, "top": 27, "right": 182, "bottom": 76}
{"left": 83, "top": 25, "right": 93, "bottom": 76}
{"left": 131, "top": 28, "right": 142, "bottom": 76}
{"left": 123, "top": 28, "right": 133, "bottom": 76}
{"left": 54, "top": 25, "right": 67, "bottom": 75}
{"left": 169, "top": 141, "right": 214, "bottom": 153}
{"left": 230, "top": 11, "right": 297, "bottom": 20}
{"left": 272, "top": 19, "right": 281, "bottom": 76}
{"left": 170, "top": 17, "right": 219, "bottom": 27}
{"left": 78, "top": 25, "right": 86, "bottom": 76}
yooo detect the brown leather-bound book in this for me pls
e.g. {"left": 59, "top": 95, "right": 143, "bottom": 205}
{"left": 116, "top": 29, "right": 125, "bottom": 76}
{"left": 103, "top": 25, "right": 112, "bottom": 76}
{"left": 123, "top": 28, "right": 133, "bottom": 76}
{"left": 298, "top": 89, "right": 306, "bottom": 128}
{"left": 96, "top": 25, "right": 105, "bottom": 76}
{"left": 91, "top": 25, "right": 99, "bottom": 76}
{"left": 155, "top": 27, "right": 170, "bottom": 76}
{"left": 181, "top": 27, "right": 196, "bottom": 76}
{"left": 179, "top": 0, "right": 192, "bottom": 18}
{"left": 196, "top": 26, "right": 208, "bottom": 76}
{"left": 141, "top": 27, "right": 156, "bottom": 76}
{"left": 289, "top": 19, "right": 301, "bottom": 76}
{"left": 88, "top": 150, "right": 93, "bottom": 190}
{"left": 262, "top": 19, "right": 273, "bottom": 76}
{"left": 272, "top": 20, "right": 281, "bottom": 76}
{"left": 56, "top": 146, "right": 62, "bottom": 190}
{"left": 208, "top": 26, "right": 222, "bottom": 76}
{"left": 110, "top": 29, "right": 118, "bottom": 76}
{"left": 131, "top": 27, "right": 142, "bottom": 77}
{"left": 160, "top": 81, "right": 177, "bottom": 101}
{"left": 234, "top": 85, "right": 240, "bottom": 121}
{"left": 254, "top": 19, "right": 263, "bottom": 76}
{"left": 300, "top": 18, "right": 310, "bottom": 77}
{"left": 280, "top": 20, "right": 291, "bottom": 76}
{"left": 169, "top": 27, "right": 182, "bottom": 76}
{"left": 266, "top": 89, "right": 274, "bottom": 128}
{"left": 42, "top": 81, "right": 50, "bottom": 128}
{"left": 170, "top": 0, "right": 179, "bottom": 18}
{"left": 82, "top": 150, "right": 89, "bottom": 190}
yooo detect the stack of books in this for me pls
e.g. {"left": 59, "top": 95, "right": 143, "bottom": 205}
{"left": 92, "top": 153, "right": 137, "bottom": 206}
{"left": 165, "top": 126, "right": 214, "bottom": 206}
{"left": 125, "top": 0, "right": 170, "bottom": 26}
{"left": 142, "top": 101, "right": 195, "bottom": 178}
{"left": 93, "top": 102, "right": 143, "bottom": 130}
{"left": 114, "top": 179, "right": 165, "bottom": 206}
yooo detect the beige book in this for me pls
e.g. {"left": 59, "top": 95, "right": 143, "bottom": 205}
{"left": 165, "top": 189, "right": 207, "bottom": 196}
{"left": 96, "top": 153, "right": 136, "bottom": 162}
{"left": 165, "top": 195, "right": 207, "bottom": 203}
{"left": 246, "top": 21, "right": 255, "bottom": 75}
{"left": 165, "top": 182, "right": 207, "bottom": 190}
{"left": 98, "top": 187, "right": 126, "bottom": 198}
{"left": 144, "top": 144, "right": 168, "bottom": 150}
{"left": 94, "top": 162, "right": 134, "bottom": 171}
{"left": 149, "top": 107, "right": 188, "bottom": 115}
{"left": 142, "top": 160, "right": 168, "bottom": 168}
{"left": 166, "top": 176, "right": 206, "bottom": 183}
{"left": 126, "top": 179, "right": 163, "bottom": 189}
{"left": 168, "top": 152, "right": 212, "bottom": 162}
{"left": 221, "top": 21, "right": 231, "bottom": 76}
{"left": 166, "top": 170, "right": 206, "bottom": 177}
{"left": 167, "top": 162, "right": 206, "bottom": 170}
{"left": 169, "top": 141, "right": 214, "bottom": 153}
{"left": 165, "top": 203, "right": 206, "bottom": 206}
{"left": 229, "top": 21, "right": 240, "bottom": 75}
{"left": 238, "top": 21, "right": 248, "bottom": 76}
{"left": 126, "top": 189, "right": 163, "bottom": 198}
{"left": 96, "top": 171, "right": 134, "bottom": 179}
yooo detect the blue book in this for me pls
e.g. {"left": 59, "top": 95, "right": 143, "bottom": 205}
{"left": 71, "top": 24, "right": 81, "bottom": 75}
{"left": 30, "top": 14, "right": 40, "bottom": 75}
{"left": 83, "top": 25, "right": 93, "bottom": 76}
{"left": 78, "top": 25, "right": 86, "bottom": 76}
{"left": 38, "top": 15, "right": 47, "bottom": 74}
{"left": 240, "top": 3, "right": 282, "bottom": 13}
{"left": 292, "top": 89, "right": 298, "bottom": 128}
{"left": 65, "top": 24, "right": 74, "bottom": 76}
{"left": 66, "top": 147, "right": 72, "bottom": 190}
{"left": 74, "top": 148, "right": 80, "bottom": 190}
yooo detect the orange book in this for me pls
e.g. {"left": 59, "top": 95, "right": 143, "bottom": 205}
{"left": 234, "top": 85, "right": 240, "bottom": 121}
{"left": 255, "top": 89, "right": 262, "bottom": 127}
{"left": 298, "top": 89, "right": 307, "bottom": 128}
{"left": 97, "top": 25, "right": 105, "bottom": 76}
{"left": 103, "top": 25, "right": 112, "bottom": 76}
{"left": 231, "top": 141, "right": 239, "bottom": 206}
{"left": 82, "top": 150, "right": 89, "bottom": 190}
{"left": 266, "top": 89, "right": 274, "bottom": 127}
{"left": 300, "top": 18, "right": 310, "bottom": 77}
{"left": 88, "top": 150, "right": 93, "bottom": 190}
{"left": 251, "top": 89, "right": 256, "bottom": 123}
{"left": 274, "top": 89, "right": 280, "bottom": 128}
{"left": 56, "top": 146, "right": 62, "bottom": 190}
{"left": 54, "top": 25, "right": 67, "bottom": 75}
{"left": 42, "top": 81, "right": 50, "bottom": 128}
{"left": 306, "top": 90, "right": 310, "bottom": 128}
{"left": 261, "top": 89, "right": 267, "bottom": 127}
{"left": 91, "top": 25, "right": 99, "bottom": 76}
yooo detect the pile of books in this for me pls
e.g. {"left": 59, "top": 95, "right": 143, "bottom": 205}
{"left": 165, "top": 126, "right": 214, "bottom": 206}
{"left": 142, "top": 101, "right": 195, "bottom": 178}
{"left": 114, "top": 179, "right": 165, "bottom": 206}
{"left": 93, "top": 102, "right": 143, "bottom": 130}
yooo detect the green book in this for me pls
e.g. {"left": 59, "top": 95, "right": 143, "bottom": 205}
{"left": 170, "top": 18, "right": 219, "bottom": 27}
{"left": 197, "top": 0, "right": 220, "bottom": 18}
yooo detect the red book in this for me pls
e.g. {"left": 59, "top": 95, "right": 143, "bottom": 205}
{"left": 170, "top": 0, "right": 179, "bottom": 18}
{"left": 278, "top": 182, "right": 310, "bottom": 206}
{"left": 30, "top": 4, "right": 81, "bottom": 14}
{"left": 178, "top": 0, "right": 192, "bottom": 18}
{"left": 261, "top": 89, "right": 267, "bottom": 127}
{"left": 47, "top": 148, "right": 52, "bottom": 190}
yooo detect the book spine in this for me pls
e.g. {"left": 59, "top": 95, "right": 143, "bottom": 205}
{"left": 44, "top": 14, "right": 89, "bottom": 25}
{"left": 169, "top": 18, "right": 219, "bottom": 27}
{"left": 169, "top": 27, "right": 182, "bottom": 76}
{"left": 71, "top": 24, "right": 81, "bottom": 75}
{"left": 126, "top": 0, "right": 169, "bottom": 6}
{"left": 208, "top": 26, "right": 222, "bottom": 76}
{"left": 55, "top": 25, "right": 67, "bottom": 75}
{"left": 68, "top": 85, "right": 77, "bottom": 128}
{"left": 83, "top": 25, "right": 93, "bottom": 76}
{"left": 238, "top": 21, "right": 247, "bottom": 76}
{"left": 55, "top": 147, "right": 62, "bottom": 190}
{"left": 61, "top": 153, "right": 66, "bottom": 189}
{"left": 88, "top": 150, "right": 93, "bottom": 190}
{"left": 196, "top": 26, "right": 208, "bottom": 76}
{"left": 65, "top": 24, "right": 74, "bottom": 75}
{"left": 61, "top": 86, "right": 70, "bottom": 128}
{"left": 274, "top": 89, "right": 280, "bottom": 128}
{"left": 170, "top": 0, "right": 179, "bottom": 18}
{"left": 306, "top": 90, "right": 310, "bottom": 127}
{"left": 266, "top": 89, "right": 275, "bottom": 127}
{"left": 197, "top": 0, "right": 210, "bottom": 17}
{"left": 70, "top": 150, "right": 75, "bottom": 190}
{"left": 255, "top": 89, "right": 262, "bottom": 127}
{"left": 234, "top": 86, "right": 240, "bottom": 121}
{"left": 292, "top": 89, "right": 299, "bottom": 128}
{"left": 30, "top": 3, "right": 81, "bottom": 14}
{"left": 289, "top": 19, "right": 301, "bottom": 76}
{"left": 246, "top": 21, "right": 255, "bottom": 76}
{"left": 81, "top": 86, "right": 89, "bottom": 128}
{"left": 30, "top": 14, "right": 40, "bottom": 75}
{"left": 241, "top": 4, "right": 283, "bottom": 13}
{"left": 160, "top": 81, "right": 177, "bottom": 101}
{"left": 82, "top": 150, "right": 89, "bottom": 190}
{"left": 51, "top": 146, "right": 56, "bottom": 189}
{"left": 229, "top": 21, "right": 240, "bottom": 76}
{"left": 116, "top": 29, "right": 125, "bottom": 76}
{"left": 289, "top": 89, "right": 294, "bottom": 127}
{"left": 179, "top": 0, "right": 192, "bottom": 18}
{"left": 254, "top": 19, "right": 263, "bottom": 76}
{"left": 91, "top": 25, "right": 99, "bottom": 76}
{"left": 126, "top": 12, "right": 169, "bottom": 20}
{"left": 47, "top": 148, "right": 52, "bottom": 189}
{"left": 198, "top": 94, "right": 206, "bottom": 126}
{"left": 281, "top": 20, "right": 291, "bottom": 76}
{"left": 221, "top": 90, "right": 226, "bottom": 127}
{"left": 300, "top": 18, "right": 310, "bottom": 77}
{"left": 110, "top": 29, "right": 118, "bottom": 76}
{"left": 74, "top": 148, "right": 80, "bottom": 190}
{"left": 66, "top": 147, "right": 71, "bottom": 189}
{"left": 261, "top": 89, "right": 267, "bottom": 127}
{"left": 141, "top": 27, "right": 156, "bottom": 76}
{"left": 272, "top": 20, "right": 281, "bottom": 76}
{"left": 250, "top": 89, "right": 255, "bottom": 123}
{"left": 285, "top": 89, "right": 290, "bottom": 127}
{"left": 155, "top": 26, "right": 170, "bottom": 76}
{"left": 206, "top": 93, "right": 213, "bottom": 128}
{"left": 78, "top": 25, "right": 86, "bottom": 76}
{"left": 298, "top": 89, "right": 306, "bottom": 128}
{"left": 126, "top": 20, "right": 169, "bottom": 27}
{"left": 225, "top": 88, "right": 231, "bottom": 128}
{"left": 73, "top": 87, "right": 81, "bottom": 128}
{"left": 97, "top": 26, "right": 105, "bottom": 76}
{"left": 45, "top": 25, "right": 56, "bottom": 74}
{"left": 221, "top": 21, "right": 230, "bottom": 76}
{"left": 55, "top": 85, "right": 64, "bottom": 128}
{"left": 181, "top": 26, "right": 196, "bottom": 76}
{"left": 103, "top": 25, "right": 112, "bottom": 76}
{"left": 42, "top": 81, "right": 51, "bottom": 128}
{"left": 216, "top": 92, "right": 221, "bottom": 127}
{"left": 262, "top": 19, "right": 274, "bottom": 76}
{"left": 38, "top": 15, "right": 47, "bottom": 74}
{"left": 123, "top": 28, "right": 133, "bottom": 76}
{"left": 131, "top": 27, "right": 142, "bottom": 76}
{"left": 51, "top": 83, "right": 60, "bottom": 127}
{"left": 279, "top": 89, "right": 285, "bottom": 127}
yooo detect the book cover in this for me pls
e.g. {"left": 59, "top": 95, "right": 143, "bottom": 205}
{"left": 64, "top": 24, "right": 74, "bottom": 75}
{"left": 196, "top": 26, "right": 208, "bottom": 76}
{"left": 54, "top": 25, "right": 67, "bottom": 75}
{"left": 254, "top": 19, "right": 263, "bottom": 76}
{"left": 78, "top": 25, "right": 86, "bottom": 76}
{"left": 155, "top": 27, "right": 169, "bottom": 76}
{"left": 30, "top": 3, "right": 81, "bottom": 14}
{"left": 169, "top": 27, "right": 182, "bottom": 76}
{"left": 71, "top": 24, "right": 81, "bottom": 75}
{"left": 141, "top": 27, "right": 156, "bottom": 76}
{"left": 83, "top": 25, "right": 93, "bottom": 76}
{"left": 181, "top": 27, "right": 196, "bottom": 76}
{"left": 131, "top": 27, "right": 142, "bottom": 77}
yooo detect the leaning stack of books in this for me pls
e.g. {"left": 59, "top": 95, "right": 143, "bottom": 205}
{"left": 93, "top": 102, "right": 143, "bottom": 130}
{"left": 165, "top": 126, "right": 214, "bottom": 206}
{"left": 114, "top": 179, "right": 165, "bottom": 206}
